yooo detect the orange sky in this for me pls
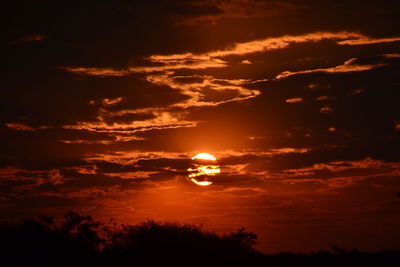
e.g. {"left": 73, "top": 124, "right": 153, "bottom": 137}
{"left": 1, "top": 0, "right": 400, "bottom": 253}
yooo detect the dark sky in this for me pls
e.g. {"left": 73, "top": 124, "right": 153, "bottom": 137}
{"left": 1, "top": 0, "right": 400, "bottom": 253}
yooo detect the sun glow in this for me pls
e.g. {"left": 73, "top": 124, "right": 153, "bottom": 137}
{"left": 192, "top": 153, "right": 217, "bottom": 161}
{"left": 188, "top": 153, "right": 220, "bottom": 186}
{"left": 190, "top": 178, "right": 213, "bottom": 186}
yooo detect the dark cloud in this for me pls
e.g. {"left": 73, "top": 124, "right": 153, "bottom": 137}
{"left": 10, "top": 195, "right": 80, "bottom": 209}
{"left": 167, "top": 2, "right": 223, "bottom": 17}
{"left": 173, "top": 76, "right": 205, "bottom": 84}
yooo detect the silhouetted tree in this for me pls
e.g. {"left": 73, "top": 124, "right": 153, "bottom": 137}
{"left": 0, "top": 211, "right": 103, "bottom": 267}
{"left": 1, "top": 211, "right": 399, "bottom": 267}
{"left": 102, "top": 220, "right": 259, "bottom": 266}
{"left": 61, "top": 211, "right": 103, "bottom": 250}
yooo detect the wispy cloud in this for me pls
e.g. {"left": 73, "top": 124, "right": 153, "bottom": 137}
{"left": 63, "top": 110, "right": 197, "bottom": 134}
{"left": 337, "top": 36, "right": 400, "bottom": 45}
{"left": 143, "top": 32, "right": 400, "bottom": 70}
{"left": 5, "top": 123, "right": 36, "bottom": 131}
{"left": 63, "top": 32, "right": 400, "bottom": 77}
{"left": 144, "top": 74, "right": 260, "bottom": 109}
{"left": 61, "top": 67, "right": 130, "bottom": 77}
{"left": 13, "top": 34, "right": 44, "bottom": 44}
{"left": 266, "top": 158, "right": 400, "bottom": 180}
{"left": 285, "top": 97, "right": 303, "bottom": 103}
{"left": 275, "top": 58, "right": 386, "bottom": 79}
{"left": 61, "top": 74, "right": 259, "bottom": 139}
{"left": 319, "top": 105, "right": 333, "bottom": 114}
{"left": 84, "top": 148, "right": 312, "bottom": 168}
{"left": 59, "top": 31, "right": 400, "bottom": 144}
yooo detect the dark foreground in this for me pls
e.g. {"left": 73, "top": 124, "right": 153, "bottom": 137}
{"left": 0, "top": 212, "right": 399, "bottom": 267}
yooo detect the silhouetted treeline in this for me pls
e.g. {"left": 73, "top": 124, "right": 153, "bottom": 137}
{"left": 0, "top": 211, "right": 399, "bottom": 267}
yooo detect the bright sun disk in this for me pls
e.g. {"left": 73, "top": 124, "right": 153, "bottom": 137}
{"left": 188, "top": 153, "right": 220, "bottom": 186}
{"left": 192, "top": 153, "right": 217, "bottom": 161}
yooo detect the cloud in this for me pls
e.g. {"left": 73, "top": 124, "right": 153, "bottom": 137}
{"left": 62, "top": 32, "right": 400, "bottom": 78}
{"left": 5, "top": 123, "right": 36, "bottom": 131}
{"left": 85, "top": 148, "right": 311, "bottom": 168}
{"left": 167, "top": 2, "right": 223, "bottom": 17}
{"left": 285, "top": 97, "right": 303, "bottom": 103}
{"left": 383, "top": 53, "right": 400, "bottom": 58}
{"left": 143, "top": 32, "right": 400, "bottom": 69}
{"left": 337, "top": 35, "right": 400, "bottom": 45}
{"left": 275, "top": 58, "right": 387, "bottom": 79}
{"left": 10, "top": 195, "right": 79, "bottom": 209}
{"left": 58, "top": 73, "right": 260, "bottom": 141}
{"left": 265, "top": 157, "right": 400, "bottom": 181}
{"left": 319, "top": 105, "right": 333, "bottom": 114}
{"left": 60, "top": 139, "right": 115, "bottom": 145}
{"left": 100, "top": 97, "right": 124, "bottom": 106}
{"left": 394, "top": 121, "right": 400, "bottom": 131}
{"left": 0, "top": 167, "right": 65, "bottom": 194}
{"left": 63, "top": 110, "right": 198, "bottom": 135}
{"left": 57, "top": 31, "right": 400, "bottom": 145}
{"left": 143, "top": 74, "right": 260, "bottom": 109}
{"left": 216, "top": 0, "right": 297, "bottom": 19}
{"left": 315, "top": 96, "right": 334, "bottom": 101}
{"left": 13, "top": 34, "right": 44, "bottom": 44}
{"left": 58, "top": 31, "right": 399, "bottom": 141}
{"left": 61, "top": 67, "right": 130, "bottom": 77}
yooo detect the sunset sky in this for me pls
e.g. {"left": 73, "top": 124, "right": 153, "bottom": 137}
{"left": 2, "top": 0, "right": 400, "bottom": 253}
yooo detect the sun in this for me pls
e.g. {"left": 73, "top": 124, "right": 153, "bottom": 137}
{"left": 190, "top": 179, "right": 213, "bottom": 186}
{"left": 192, "top": 153, "right": 217, "bottom": 161}
{"left": 188, "top": 153, "right": 220, "bottom": 186}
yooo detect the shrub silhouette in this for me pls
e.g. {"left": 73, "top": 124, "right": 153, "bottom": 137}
{"left": 0, "top": 212, "right": 103, "bottom": 267}
{"left": 0, "top": 211, "right": 258, "bottom": 267}
{"left": 102, "top": 221, "right": 259, "bottom": 266}
{"left": 1, "top": 211, "right": 399, "bottom": 267}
